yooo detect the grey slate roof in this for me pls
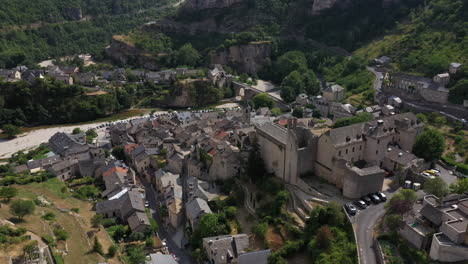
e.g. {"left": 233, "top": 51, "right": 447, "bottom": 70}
{"left": 257, "top": 122, "right": 288, "bottom": 146}
{"left": 146, "top": 252, "right": 178, "bottom": 264}
{"left": 186, "top": 198, "right": 212, "bottom": 222}
{"left": 238, "top": 249, "right": 271, "bottom": 264}
{"left": 27, "top": 155, "right": 61, "bottom": 170}
{"left": 420, "top": 204, "right": 443, "bottom": 226}
{"left": 49, "top": 132, "right": 89, "bottom": 156}
{"left": 96, "top": 189, "right": 145, "bottom": 221}
{"left": 328, "top": 112, "right": 421, "bottom": 147}
{"left": 385, "top": 148, "right": 418, "bottom": 165}
{"left": 203, "top": 234, "right": 249, "bottom": 263}
{"left": 127, "top": 211, "right": 150, "bottom": 231}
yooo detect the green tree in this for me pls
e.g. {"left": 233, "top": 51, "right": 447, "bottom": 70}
{"left": 276, "top": 51, "right": 307, "bottom": 79}
{"left": 198, "top": 213, "right": 229, "bottom": 239}
{"left": 109, "top": 225, "right": 127, "bottom": 241}
{"left": 246, "top": 144, "right": 267, "bottom": 183}
{"left": 316, "top": 225, "right": 334, "bottom": 249}
{"left": 176, "top": 43, "right": 200, "bottom": 66}
{"left": 112, "top": 146, "right": 125, "bottom": 161}
{"left": 2, "top": 124, "right": 20, "bottom": 138}
{"left": 224, "top": 206, "right": 237, "bottom": 219}
{"left": 303, "top": 69, "right": 321, "bottom": 96}
{"left": 72, "top": 128, "right": 82, "bottom": 134}
{"left": 274, "top": 190, "right": 289, "bottom": 215}
{"left": 279, "top": 85, "right": 295, "bottom": 103}
{"left": 281, "top": 71, "right": 305, "bottom": 96}
{"left": 416, "top": 113, "right": 428, "bottom": 124}
{"left": 384, "top": 214, "right": 404, "bottom": 233}
{"left": 292, "top": 107, "right": 303, "bottom": 118}
{"left": 450, "top": 178, "right": 468, "bottom": 194}
{"left": 53, "top": 228, "right": 69, "bottom": 241}
{"left": 424, "top": 177, "right": 449, "bottom": 198}
{"left": 129, "top": 232, "right": 145, "bottom": 241}
{"left": 91, "top": 214, "right": 103, "bottom": 229}
{"left": 93, "top": 237, "right": 104, "bottom": 255}
{"left": 107, "top": 244, "right": 118, "bottom": 258}
{"left": 385, "top": 189, "right": 417, "bottom": 215}
{"left": 271, "top": 107, "right": 282, "bottom": 116}
{"left": 0, "top": 186, "right": 17, "bottom": 201}
{"left": 333, "top": 112, "right": 372, "bottom": 128}
{"left": 252, "top": 93, "right": 274, "bottom": 109}
{"left": 10, "top": 199, "right": 35, "bottom": 220}
{"left": 412, "top": 129, "right": 445, "bottom": 161}
{"left": 127, "top": 246, "right": 145, "bottom": 264}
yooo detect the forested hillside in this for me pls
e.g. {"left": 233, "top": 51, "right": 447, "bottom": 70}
{"left": 0, "top": 0, "right": 173, "bottom": 26}
{"left": 0, "top": 0, "right": 175, "bottom": 68}
{"left": 355, "top": 0, "right": 467, "bottom": 76}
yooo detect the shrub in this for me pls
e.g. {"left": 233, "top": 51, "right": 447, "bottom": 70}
{"left": 102, "top": 218, "right": 117, "bottom": 228}
{"left": 252, "top": 222, "right": 268, "bottom": 240}
{"left": 107, "top": 244, "right": 118, "bottom": 257}
{"left": 224, "top": 206, "right": 238, "bottom": 219}
{"left": 71, "top": 208, "right": 79, "bottom": 213}
{"left": 53, "top": 228, "right": 69, "bottom": 241}
{"left": 42, "top": 235, "right": 56, "bottom": 247}
{"left": 42, "top": 212, "right": 56, "bottom": 221}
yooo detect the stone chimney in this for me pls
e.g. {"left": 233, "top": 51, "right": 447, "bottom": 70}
{"left": 288, "top": 118, "right": 298, "bottom": 130}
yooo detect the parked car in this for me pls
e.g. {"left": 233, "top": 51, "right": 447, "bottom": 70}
{"left": 368, "top": 194, "right": 381, "bottom": 204}
{"left": 375, "top": 192, "right": 387, "bottom": 202}
{"left": 353, "top": 200, "right": 367, "bottom": 209}
{"left": 344, "top": 203, "right": 357, "bottom": 216}
{"left": 361, "top": 196, "right": 372, "bottom": 205}
{"left": 145, "top": 201, "right": 149, "bottom": 207}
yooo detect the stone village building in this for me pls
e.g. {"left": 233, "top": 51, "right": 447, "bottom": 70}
{"left": 255, "top": 112, "right": 424, "bottom": 198}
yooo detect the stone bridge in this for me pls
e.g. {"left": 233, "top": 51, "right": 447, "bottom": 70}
{"left": 233, "top": 81, "right": 291, "bottom": 111}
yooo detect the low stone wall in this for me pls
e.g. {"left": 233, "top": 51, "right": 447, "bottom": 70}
{"left": 373, "top": 238, "right": 386, "bottom": 264}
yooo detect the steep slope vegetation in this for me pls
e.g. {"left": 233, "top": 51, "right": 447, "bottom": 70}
{"left": 0, "top": 0, "right": 176, "bottom": 67}
{"left": 355, "top": 0, "right": 467, "bottom": 76}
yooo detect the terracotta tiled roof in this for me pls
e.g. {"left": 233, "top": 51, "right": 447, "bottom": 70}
{"left": 103, "top": 166, "right": 128, "bottom": 177}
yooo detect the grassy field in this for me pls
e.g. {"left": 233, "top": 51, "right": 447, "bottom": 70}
{"left": 0, "top": 178, "right": 121, "bottom": 264}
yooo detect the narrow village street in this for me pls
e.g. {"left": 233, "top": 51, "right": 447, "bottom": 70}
{"left": 139, "top": 177, "right": 194, "bottom": 264}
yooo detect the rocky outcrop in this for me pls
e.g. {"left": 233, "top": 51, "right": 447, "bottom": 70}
{"left": 311, "top": 0, "right": 339, "bottom": 15}
{"left": 209, "top": 42, "right": 272, "bottom": 74}
{"left": 63, "top": 7, "right": 82, "bottom": 21}
{"left": 311, "top": 0, "right": 402, "bottom": 15}
{"left": 184, "top": 0, "right": 244, "bottom": 10}
{"left": 105, "top": 36, "right": 160, "bottom": 70}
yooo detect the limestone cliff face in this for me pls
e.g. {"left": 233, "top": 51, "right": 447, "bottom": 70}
{"left": 311, "top": 0, "right": 339, "bottom": 15}
{"left": 311, "top": 0, "right": 401, "bottom": 15}
{"left": 184, "top": 0, "right": 244, "bottom": 10}
{"left": 105, "top": 36, "right": 160, "bottom": 70}
{"left": 209, "top": 42, "right": 272, "bottom": 74}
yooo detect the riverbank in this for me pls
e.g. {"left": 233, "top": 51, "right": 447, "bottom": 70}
{"left": 0, "top": 109, "right": 157, "bottom": 158}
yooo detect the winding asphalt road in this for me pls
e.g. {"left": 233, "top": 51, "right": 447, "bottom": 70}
{"left": 140, "top": 177, "right": 193, "bottom": 263}
{"left": 354, "top": 190, "right": 396, "bottom": 264}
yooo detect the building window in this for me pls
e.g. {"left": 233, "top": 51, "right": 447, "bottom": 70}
{"left": 352, "top": 147, "right": 355, "bottom": 152}
{"left": 338, "top": 150, "right": 342, "bottom": 156}
{"left": 377, "top": 139, "right": 380, "bottom": 144}
{"left": 346, "top": 149, "right": 348, "bottom": 154}
{"left": 360, "top": 145, "right": 362, "bottom": 150}
{"left": 376, "top": 150, "right": 379, "bottom": 155}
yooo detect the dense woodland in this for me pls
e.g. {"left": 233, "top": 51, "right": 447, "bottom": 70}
{"left": 0, "top": 0, "right": 175, "bottom": 68}
{"left": 0, "top": 78, "right": 129, "bottom": 126}
{"left": 0, "top": 0, "right": 174, "bottom": 26}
